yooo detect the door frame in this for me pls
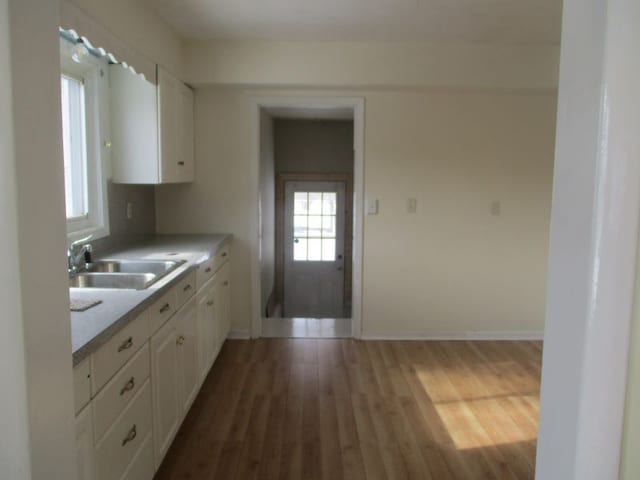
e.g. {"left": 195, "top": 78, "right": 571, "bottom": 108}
{"left": 276, "top": 173, "right": 354, "bottom": 317}
{"left": 250, "top": 96, "right": 365, "bottom": 338}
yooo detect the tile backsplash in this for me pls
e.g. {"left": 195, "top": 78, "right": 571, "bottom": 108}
{"left": 91, "top": 181, "right": 156, "bottom": 256}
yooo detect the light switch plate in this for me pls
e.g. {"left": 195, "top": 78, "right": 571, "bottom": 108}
{"left": 366, "top": 198, "right": 379, "bottom": 215}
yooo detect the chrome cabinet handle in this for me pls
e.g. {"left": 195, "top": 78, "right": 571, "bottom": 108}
{"left": 118, "top": 337, "right": 133, "bottom": 352}
{"left": 159, "top": 303, "right": 171, "bottom": 313}
{"left": 183, "top": 284, "right": 192, "bottom": 292}
{"left": 177, "top": 161, "right": 185, "bottom": 166}
{"left": 205, "top": 267, "right": 212, "bottom": 273}
{"left": 221, "top": 252, "right": 227, "bottom": 257}
{"left": 119, "top": 377, "right": 135, "bottom": 396}
{"left": 121, "top": 424, "right": 137, "bottom": 447}
{"left": 207, "top": 300, "right": 214, "bottom": 307}
{"left": 223, "top": 281, "right": 229, "bottom": 286}
{"left": 176, "top": 335, "right": 185, "bottom": 346}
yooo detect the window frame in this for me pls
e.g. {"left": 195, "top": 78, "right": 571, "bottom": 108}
{"left": 60, "top": 38, "right": 110, "bottom": 242}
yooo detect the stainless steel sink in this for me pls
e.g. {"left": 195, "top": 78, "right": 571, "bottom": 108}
{"left": 69, "top": 259, "right": 185, "bottom": 289}
{"left": 83, "top": 259, "right": 184, "bottom": 276}
{"left": 69, "top": 272, "right": 157, "bottom": 290}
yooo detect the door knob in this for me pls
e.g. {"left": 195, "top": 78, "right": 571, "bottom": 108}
{"left": 337, "top": 266, "right": 343, "bottom": 271}
{"left": 294, "top": 238, "right": 299, "bottom": 243}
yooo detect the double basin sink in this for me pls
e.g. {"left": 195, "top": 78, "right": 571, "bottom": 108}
{"left": 69, "top": 259, "right": 185, "bottom": 290}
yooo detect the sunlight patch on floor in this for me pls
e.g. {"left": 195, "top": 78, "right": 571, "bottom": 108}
{"left": 433, "top": 394, "right": 539, "bottom": 450}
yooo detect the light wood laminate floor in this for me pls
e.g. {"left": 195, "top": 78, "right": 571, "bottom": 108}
{"left": 155, "top": 339, "right": 542, "bottom": 480}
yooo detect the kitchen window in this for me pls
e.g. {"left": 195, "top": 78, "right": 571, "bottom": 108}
{"left": 60, "top": 37, "right": 109, "bottom": 241}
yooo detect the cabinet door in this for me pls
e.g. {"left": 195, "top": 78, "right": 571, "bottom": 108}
{"left": 76, "top": 403, "right": 95, "bottom": 480}
{"left": 157, "top": 66, "right": 179, "bottom": 183}
{"left": 110, "top": 64, "right": 159, "bottom": 184}
{"left": 215, "top": 263, "right": 232, "bottom": 346}
{"left": 196, "top": 280, "right": 217, "bottom": 382}
{"left": 176, "top": 297, "right": 199, "bottom": 414}
{"left": 150, "top": 315, "right": 180, "bottom": 468}
{"left": 176, "top": 82, "right": 194, "bottom": 183}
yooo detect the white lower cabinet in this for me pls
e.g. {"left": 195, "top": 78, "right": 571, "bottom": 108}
{"left": 76, "top": 403, "right": 95, "bottom": 480}
{"left": 216, "top": 262, "right": 232, "bottom": 342}
{"left": 150, "top": 314, "right": 180, "bottom": 469}
{"left": 177, "top": 297, "right": 199, "bottom": 414}
{"left": 196, "top": 277, "right": 217, "bottom": 382}
{"left": 73, "top": 243, "right": 232, "bottom": 479}
{"left": 151, "top": 296, "right": 200, "bottom": 469}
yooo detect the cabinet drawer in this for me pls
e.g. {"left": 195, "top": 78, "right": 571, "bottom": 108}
{"left": 93, "top": 343, "right": 151, "bottom": 442}
{"left": 74, "top": 359, "right": 91, "bottom": 415}
{"left": 196, "top": 256, "right": 215, "bottom": 290}
{"left": 175, "top": 270, "right": 196, "bottom": 307}
{"left": 121, "top": 432, "right": 153, "bottom": 480}
{"left": 212, "top": 243, "right": 231, "bottom": 272}
{"left": 92, "top": 312, "right": 150, "bottom": 393}
{"left": 95, "top": 380, "right": 152, "bottom": 480}
{"left": 149, "top": 288, "right": 177, "bottom": 334}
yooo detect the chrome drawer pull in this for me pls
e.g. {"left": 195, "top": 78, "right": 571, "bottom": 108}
{"left": 183, "top": 284, "right": 192, "bottom": 292}
{"left": 176, "top": 335, "right": 185, "bottom": 346}
{"left": 221, "top": 252, "right": 227, "bottom": 257}
{"left": 177, "top": 161, "right": 185, "bottom": 166}
{"left": 204, "top": 267, "right": 212, "bottom": 273}
{"left": 119, "top": 377, "right": 135, "bottom": 396}
{"left": 223, "top": 281, "right": 229, "bottom": 286}
{"left": 207, "top": 300, "right": 214, "bottom": 307}
{"left": 121, "top": 424, "right": 137, "bottom": 447}
{"left": 159, "top": 303, "right": 171, "bottom": 313}
{"left": 117, "top": 337, "right": 133, "bottom": 352}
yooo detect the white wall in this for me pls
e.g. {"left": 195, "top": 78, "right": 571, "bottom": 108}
{"left": 259, "top": 111, "right": 275, "bottom": 313}
{"left": 185, "top": 40, "right": 559, "bottom": 91}
{"left": 0, "top": 0, "right": 31, "bottom": 477}
{"left": 156, "top": 87, "right": 556, "bottom": 337}
{"left": 8, "top": 0, "right": 77, "bottom": 477}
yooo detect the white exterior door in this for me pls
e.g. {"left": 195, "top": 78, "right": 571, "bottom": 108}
{"left": 284, "top": 181, "right": 346, "bottom": 318}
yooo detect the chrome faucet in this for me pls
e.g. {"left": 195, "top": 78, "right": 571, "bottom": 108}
{"left": 68, "top": 235, "right": 93, "bottom": 274}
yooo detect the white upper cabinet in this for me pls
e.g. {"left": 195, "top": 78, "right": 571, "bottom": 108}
{"left": 110, "top": 65, "right": 194, "bottom": 184}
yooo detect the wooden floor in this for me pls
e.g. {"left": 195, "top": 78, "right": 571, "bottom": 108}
{"left": 155, "top": 339, "right": 542, "bottom": 480}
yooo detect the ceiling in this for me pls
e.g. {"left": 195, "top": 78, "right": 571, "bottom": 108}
{"left": 143, "top": 0, "right": 562, "bottom": 45}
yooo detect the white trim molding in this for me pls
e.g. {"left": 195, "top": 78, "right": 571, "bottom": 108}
{"left": 361, "top": 331, "right": 544, "bottom": 341}
{"left": 228, "top": 329, "right": 251, "bottom": 340}
{"left": 249, "top": 95, "right": 365, "bottom": 340}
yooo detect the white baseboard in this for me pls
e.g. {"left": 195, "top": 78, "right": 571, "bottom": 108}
{"left": 228, "top": 329, "right": 251, "bottom": 339}
{"left": 360, "top": 330, "right": 544, "bottom": 341}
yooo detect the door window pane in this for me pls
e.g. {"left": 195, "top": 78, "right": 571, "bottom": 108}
{"left": 322, "top": 216, "right": 336, "bottom": 237}
{"left": 322, "top": 193, "right": 336, "bottom": 215}
{"left": 293, "top": 238, "right": 307, "bottom": 261}
{"left": 322, "top": 239, "right": 336, "bottom": 261}
{"left": 292, "top": 190, "right": 339, "bottom": 262}
{"left": 294, "top": 192, "right": 308, "bottom": 214}
{"left": 308, "top": 192, "right": 322, "bottom": 214}
{"left": 308, "top": 239, "right": 322, "bottom": 261}
{"left": 307, "top": 215, "right": 323, "bottom": 237}
{"left": 294, "top": 215, "right": 308, "bottom": 237}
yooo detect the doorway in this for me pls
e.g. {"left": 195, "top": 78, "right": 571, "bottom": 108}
{"left": 252, "top": 97, "right": 364, "bottom": 339}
